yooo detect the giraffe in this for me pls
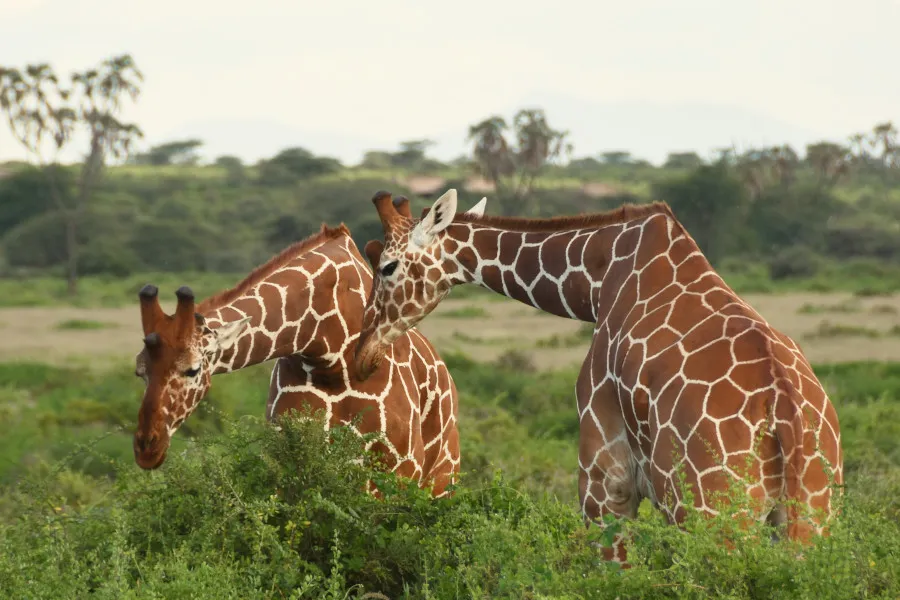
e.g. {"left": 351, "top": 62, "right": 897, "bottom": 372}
{"left": 133, "top": 221, "right": 460, "bottom": 498}
{"left": 353, "top": 188, "right": 843, "bottom": 563}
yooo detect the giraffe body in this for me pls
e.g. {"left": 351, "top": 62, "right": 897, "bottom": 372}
{"left": 133, "top": 223, "right": 459, "bottom": 497}
{"left": 353, "top": 190, "right": 842, "bottom": 561}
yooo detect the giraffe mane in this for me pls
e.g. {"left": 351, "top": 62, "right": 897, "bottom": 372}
{"left": 450, "top": 201, "right": 678, "bottom": 232}
{"left": 198, "top": 223, "right": 352, "bottom": 312}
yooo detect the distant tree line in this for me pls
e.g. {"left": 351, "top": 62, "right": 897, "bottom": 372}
{"left": 2, "top": 54, "right": 899, "bottom": 293}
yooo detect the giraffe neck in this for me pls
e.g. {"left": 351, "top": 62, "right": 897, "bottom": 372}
{"left": 202, "top": 237, "right": 370, "bottom": 375}
{"left": 446, "top": 211, "right": 696, "bottom": 324}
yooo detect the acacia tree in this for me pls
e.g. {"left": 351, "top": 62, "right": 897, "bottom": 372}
{"left": 735, "top": 145, "right": 799, "bottom": 198}
{"left": 132, "top": 139, "right": 203, "bottom": 165}
{"left": 392, "top": 139, "right": 435, "bottom": 170}
{"left": 0, "top": 54, "right": 142, "bottom": 295}
{"left": 871, "top": 121, "right": 898, "bottom": 170}
{"left": 467, "top": 109, "right": 571, "bottom": 214}
{"left": 804, "top": 142, "right": 851, "bottom": 189}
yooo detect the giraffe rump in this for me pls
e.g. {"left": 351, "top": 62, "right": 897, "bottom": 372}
{"left": 354, "top": 187, "right": 844, "bottom": 565}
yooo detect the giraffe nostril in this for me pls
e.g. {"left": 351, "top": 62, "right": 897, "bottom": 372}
{"left": 135, "top": 432, "right": 159, "bottom": 453}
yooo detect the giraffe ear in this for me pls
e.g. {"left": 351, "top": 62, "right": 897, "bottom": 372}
{"left": 364, "top": 239, "right": 384, "bottom": 267}
{"left": 465, "top": 197, "right": 487, "bottom": 217}
{"left": 209, "top": 316, "right": 251, "bottom": 352}
{"left": 412, "top": 188, "right": 457, "bottom": 246}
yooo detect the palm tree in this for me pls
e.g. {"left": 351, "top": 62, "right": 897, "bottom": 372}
{"left": 467, "top": 116, "right": 514, "bottom": 185}
{"left": 805, "top": 142, "right": 850, "bottom": 188}
{"left": 872, "top": 121, "right": 897, "bottom": 169}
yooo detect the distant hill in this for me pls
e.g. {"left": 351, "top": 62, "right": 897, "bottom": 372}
{"left": 21, "top": 94, "right": 836, "bottom": 168}
{"left": 424, "top": 93, "right": 829, "bottom": 165}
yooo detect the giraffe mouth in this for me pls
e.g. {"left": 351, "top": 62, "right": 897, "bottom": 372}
{"left": 135, "top": 447, "right": 168, "bottom": 470}
{"left": 133, "top": 435, "right": 170, "bottom": 470}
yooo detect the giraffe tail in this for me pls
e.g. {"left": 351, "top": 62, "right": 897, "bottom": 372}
{"left": 769, "top": 361, "right": 817, "bottom": 543}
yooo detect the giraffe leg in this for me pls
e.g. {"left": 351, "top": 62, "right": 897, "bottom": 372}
{"left": 577, "top": 366, "right": 639, "bottom": 567}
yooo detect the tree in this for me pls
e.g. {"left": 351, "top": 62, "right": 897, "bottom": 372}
{"left": 848, "top": 132, "right": 873, "bottom": 169}
{"left": 257, "top": 147, "right": 341, "bottom": 185}
{"left": 770, "top": 144, "right": 799, "bottom": 187}
{"left": 804, "top": 142, "right": 850, "bottom": 188}
{"left": 664, "top": 152, "right": 704, "bottom": 170}
{"left": 653, "top": 163, "right": 750, "bottom": 264}
{"left": 467, "top": 108, "right": 572, "bottom": 214}
{"left": 360, "top": 150, "right": 394, "bottom": 170}
{"left": 0, "top": 54, "right": 143, "bottom": 295}
{"left": 392, "top": 139, "right": 434, "bottom": 170}
{"left": 0, "top": 164, "right": 71, "bottom": 235}
{"left": 711, "top": 147, "right": 736, "bottom": 166}
{"left": 448, "top": 154, "right": 472, "bottom": 169}
{"left": 468, "top": 116, "right": 514, "bottom": 184}
{"left": 215, "top": 155, "right": 245, "bottom": 186}
{"left": 568, "top": 157, "right": 603, "bottom": 171}
{"left": 735, "top": 145, "right": 798, "bottom": 198}
{"left": 599, "top": 151, "right": 632, "bottom": 166}
{"left": 871, "top": 121, "right": 898, "bottom": 169}
{"left": 214, "top": 155, "right": 243, "bottom": 169}
{"left": 132, "top": 139, "right": 203, "bottom": 165}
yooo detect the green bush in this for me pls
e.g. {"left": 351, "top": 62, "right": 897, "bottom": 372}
{"left": 1, "top": 356, "right": 899, "bottom": 597}
{"left": 768, "top": 245, "right": 821, "bottom": 280}
{"left": 1, "top": 406, "right": 899, "bottom": 599}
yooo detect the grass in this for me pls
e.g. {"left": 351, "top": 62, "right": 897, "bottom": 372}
{"left": 797, "top": 299, "right": 861, "bottom": 314}
{"left": 450, "top": 331, "right": 519, "bottom": 346}
{"left": 535, "top": 323, "right": 595, "bottom": 348}
{"left": 871, "top": 304, "right": 899, "bottom": 315}
{"left": 715, "top": 259, "right": 900, "bottom": 296}
{"left": 54, "top": 318, "right": 118, "bottom": 331}
{"left": 0, "top": 272, "right": 245, "bottom": 308}
{"left": 435, "top": 305, "right": 489, "bottom": 319}
{"left": 0, "top": 260, "right": 898, "bottom": 309}
{"left": 0, "top": 355, "right": 899, "bottom": 597}
{"left": 803, "top": 320, "right": 883, "bottom": 340}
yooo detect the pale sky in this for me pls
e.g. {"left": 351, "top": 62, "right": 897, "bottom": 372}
{"left": 1, "top": 0, "right": 898, "bottom": 165}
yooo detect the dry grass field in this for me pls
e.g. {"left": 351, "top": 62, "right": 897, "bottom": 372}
{"left": 0, "top": 292, "right": 898, "bottom": 369}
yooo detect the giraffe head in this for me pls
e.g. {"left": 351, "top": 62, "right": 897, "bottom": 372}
{"left": 354, "top": 188, "right": 487, "bottom": 380}
{"left": 133, "top": 284, "right": 249, "bottom": 469}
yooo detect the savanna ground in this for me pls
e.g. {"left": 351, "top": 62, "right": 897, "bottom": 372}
{"left": 1, "top": 280, "right": 900, "bottom": 598}
{"left": 2, "top": 290, "right": 900, "bottom": 368}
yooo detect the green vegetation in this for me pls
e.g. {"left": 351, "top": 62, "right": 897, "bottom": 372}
{"left": 535, "top": 323, "right": 596, "bottom": 348}
{"left": 801, "top": 320, "right": 900, "bottom": 340}
{"left": 803, "top": 321, "right": 883, "bottom": 340}
{"left": 1, "top": 355, "right": 899, "bottom": 597}
{"left": 1, "top": 58, "right": 900, "bottom": 301}
{"left": 54, "top": 318, "right": 118, "bottom": 330}
{"left": 435, "top": 305, "right": 489, "bottom": 319}
{"left": 797, "top": 299, "right": 861, "bottom": 315}
{"left": 2, "top": 53, "right": 900, "bottom": 597}
{"left": 871, "top": 304, "right": 899, "bottom": 315}
{"left": 0, "top": 272, "right": 250, "bottom": 308}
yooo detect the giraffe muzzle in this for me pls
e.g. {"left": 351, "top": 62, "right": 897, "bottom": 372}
{"left": 133, "top": 431, "right": 170, "bottom": 470}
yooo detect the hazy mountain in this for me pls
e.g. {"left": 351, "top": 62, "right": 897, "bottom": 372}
{"left": 149, "top": 118, "right": 393, "bottom": 166}
{"left": 162, "top": 95, "right": 829, "bottom": 167}
{"left": 426, "top": 93, "right": 828, "bottom": 165}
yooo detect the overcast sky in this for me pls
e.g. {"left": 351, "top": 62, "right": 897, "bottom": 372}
{"left": 1, "top": 0, "right": 898, "bottom": 165}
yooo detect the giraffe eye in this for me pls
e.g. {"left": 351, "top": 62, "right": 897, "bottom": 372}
{"left": 380, "top": 260, "right": 399, "bottom": 278}
{"left": 183, "top": 366, "right": 200, "bottom": 378}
